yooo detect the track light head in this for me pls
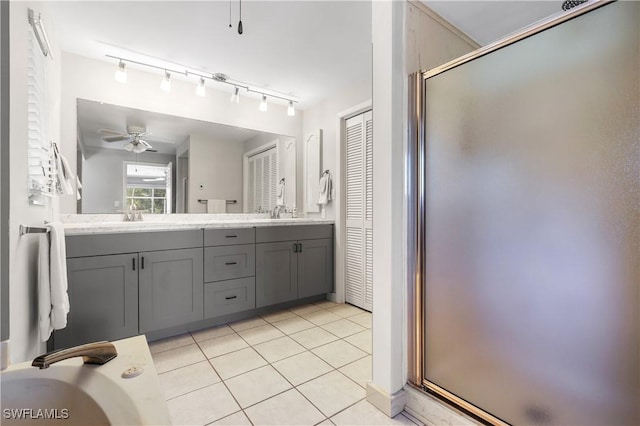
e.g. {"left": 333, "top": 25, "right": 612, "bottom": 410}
{"left": 259, "top": 95, "right": 268, "bottom": 112}
{"left": 196, "top": 77, "right": 206, "bottom": 97}
{"left": 115, "top": 60, "right": 127, "bottom": 83}
{"left": 160, "top": 71, "right": 171, "bottom": 92}
{"left": 230, "top": 86, "right": 240, "bottom": 104}
{"left": 287, "top": 101, "right": 296, "bottom": 117}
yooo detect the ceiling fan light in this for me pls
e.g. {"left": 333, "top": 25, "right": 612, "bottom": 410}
{"left": 124, "top": 141, "right": 134, "bottom": 152}
{"left": 114, "top": 60, "right": 127, "bottom": 83}
{"left": 259, "top": 95, "right": 268, "bottom": 112}
{"left": 160, "top": 71, "right": 171, "bottom": 92}
{"left": 132, "top": 143, "right": 147, "bottom": 154}
{"left": 196, "top": 77, "right": 206, "bottom": 97}
{"left": 230, "top": 87, "right": 240, "bottom": 104}
{"left": 287, "top": 101, "right": 295, "bottom": 117}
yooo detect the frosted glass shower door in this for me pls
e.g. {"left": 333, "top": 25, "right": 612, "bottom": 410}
{"left": 422, "top": 2, "right": 639, "bottom": 425}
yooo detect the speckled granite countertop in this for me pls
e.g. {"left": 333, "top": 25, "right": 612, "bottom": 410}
{"left": 60, "top": 214, "right": 334, "bottom": 235}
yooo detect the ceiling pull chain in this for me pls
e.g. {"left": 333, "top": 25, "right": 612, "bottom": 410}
{"left": 238, "top": 0, "right": 243, "bottom": 34}
{"left": 228, "top": 0, "right": 232, "bottom": 28}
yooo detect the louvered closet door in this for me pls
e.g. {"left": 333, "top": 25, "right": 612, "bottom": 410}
{"left": 248, "top": 147, "right": 278, "bottom": 212}
{"left": 345, "top": 110, "right": 373, "bottom": 311}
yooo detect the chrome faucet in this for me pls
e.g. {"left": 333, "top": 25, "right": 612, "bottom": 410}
{"left": 32, "top": 341, "right": 118, "bottom": 369}
{"left": 271, "top": 206, "right": 282, "bottom": 219}
{"left": 123, "top": 204, "right": 143, "bottom": 222}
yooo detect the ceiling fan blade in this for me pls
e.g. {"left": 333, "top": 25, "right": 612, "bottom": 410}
{"left": 98, "top": 128, "right": 126, "bottom": 136}
{"left": 145, "top": 149, "right": 158, "bottom": 153}
{"left": 102, "top": 135, "right": 131, "bottom": 143}
{"left": 139, "top": 140, "right": 153, "bottom": 149}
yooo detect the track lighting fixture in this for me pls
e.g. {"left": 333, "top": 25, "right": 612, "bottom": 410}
{"left": 114, "top": 60, "right": 127, "bottom": 83}
{"left": 196, "top": 77, "right": 206, "bottom": 97}
{"left": 106, "top": 54, "right": 299, "bottom": 117}
{"left": 230, "top": 87, "right": 240, "bottom": 104}
{"left": 160, "top": 71, "right": 172, "bottom": 92}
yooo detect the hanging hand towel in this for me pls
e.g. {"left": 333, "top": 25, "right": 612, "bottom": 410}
{"left": 38, "top": 222, "right": 70, "bottom": 342}
{"left": 276, "top": 179, "right": 286, "bottom": 206}
{"left": 317, "top": 171, "right": 333, "bottom": 206}
{"left": 53, "top": 143, "right": 75, "bottom": 195}
{"left": 207, "top": 199, "right": 227, "bottom": 213}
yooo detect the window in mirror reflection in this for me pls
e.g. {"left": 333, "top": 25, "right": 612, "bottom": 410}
{"left": 124, "top": 162, "right": 173, "bottom": 214}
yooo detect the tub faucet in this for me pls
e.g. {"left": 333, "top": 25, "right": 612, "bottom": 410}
{"left": 32, "top": 341, "right": 118, "bottom": 369}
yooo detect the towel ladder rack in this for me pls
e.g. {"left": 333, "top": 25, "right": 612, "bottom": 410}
{"left": 19, "top": 225, "right": 50, "bottom": 236}
{"left": 197, "top": 199, "right": 237, "bottom": 205}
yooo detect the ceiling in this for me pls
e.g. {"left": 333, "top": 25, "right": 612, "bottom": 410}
{"left": 423, "top": 1, "right": 566, "bottom": 46}
{"left": 46, "top": 1, "right": 373, "bottom": 110}
{"left": 77, "top": 99, "right": 267, "bottom": 155}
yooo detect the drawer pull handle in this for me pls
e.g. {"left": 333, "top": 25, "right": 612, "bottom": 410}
{"left": 225, "top": 261, "right": 237, "bottom": 265}
{"left": 225, "top": 235, "right": 238, "bottom": 238}
{"left": 225, "top": 295, "right": 238, "bottom": 300}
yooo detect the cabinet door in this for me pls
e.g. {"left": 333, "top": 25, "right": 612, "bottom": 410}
{"left": 54, "top": 254, "right": 138, "bottom": 350}
{"left": 297, "top": 238, "right": 334, "bottom": 298}
{"left": 138, "top": 248, "right": 204, "bottom": 333}
{"left": 255, "top": 241, "right": 297, "bottom": 307}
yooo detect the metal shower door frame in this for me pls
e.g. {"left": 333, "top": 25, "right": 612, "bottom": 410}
{"left": 407, "top": 1, "right": 614, "bottom": 424}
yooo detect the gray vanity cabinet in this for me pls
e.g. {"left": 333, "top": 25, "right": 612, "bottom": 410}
{"left": 54, "top": 254, "right": 139, "bottom": 350}
{"left": 255, "top": 225, "right": 334, "bottom": 308}
{"left": 138, "top": 248, "right": 204, "bottom": 333}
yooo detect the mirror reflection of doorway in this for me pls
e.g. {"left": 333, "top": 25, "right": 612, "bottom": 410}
{"left": 123, "top": 161, "right": 173, "bottom": 214}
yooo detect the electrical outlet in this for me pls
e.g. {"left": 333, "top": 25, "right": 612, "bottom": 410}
{"left": 331, "top": 188, "right": 336, "bottom": 199}
{"left": 114, "top": 200, "right": 120, "bottom": 207}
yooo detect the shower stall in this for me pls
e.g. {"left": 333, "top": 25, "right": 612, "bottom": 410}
{"left": 408, "top": 1, "right": 639, "bottom": 424}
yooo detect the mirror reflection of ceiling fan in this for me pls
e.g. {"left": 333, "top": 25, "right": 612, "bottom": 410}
{"left": 99, "top": 126, "right": 157, "bottom": 153}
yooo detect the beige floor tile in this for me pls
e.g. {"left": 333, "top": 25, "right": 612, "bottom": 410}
{"left": 327, "top": 304, "right": 366, "bottom": 318}
{"left": 152, "top": 343, "right": 206, "bottom": 374}
{"left": 300, "top": 309, "right": 343, "bottom": 326}
{"left": 159, "top": 360, "right": 221, "bottom": 400}
{"left": 272, "top": 351, "right": 333, "bottom": 386}
{"left": 330, "top": 400, "right": 416, "bottom": 425}
{"left": 167, "top": 382, "right": 239, "bottom": 426}
{"left": 148, "top": 333, "right": 195, "bottom": 354}
{"left": 191, "top": 324, "right": 235, "bottom": 342}
{"left": 321, "top": 318, "right": 366, "bottom": 338}
{"left": 261, "top": 309, "right": 297, "bottom": 323}
{"left": 199, "top": 333, "right": 248, "bottom": 359}
{"left": 225, "top": 365, "right": 292, "bottom": 408}
{"left": 272, "top": 316, "right": 316, "bottom": 335}
{"left": 289, "top": 303, "right": 322, "bottom": 316}
{"left": 229, "top": 316, "right": 268, "bottom": 332}
{"left": 237, "top": 324, "right": 285, "bottom": 346}
{"left": 313, "top": 300, "right": 340, "bottom": 310}
{"left": 338, "top": 355, "right": 371, "bottom": 388}
{"left": 209, "top": 410, "right": 253, "bottom": 425}
{"left": 317, "top": 419, "right": 336, "bottom": 425}
{"left": 244, "top": 388, "right": 325, "bottom": 426}
{"left": 253, "top": 336, "right": 306, "bottom": 363}
{"left": 348, "top": 312, "right": 372, "bottom": 329}
{"left": 297, "top": 371, "right": 366, "bottom": 417}
{"left": 344, "top": 329, "right": 372, "bottom": 354}
{"left": 312, "top": 340, "right": 367, "bottom": 368}
{"left": 290, "top": 327, "right": 339, "bottom": 349}
{"left": 210, "top": 347, "right": 267, "bottom": 380}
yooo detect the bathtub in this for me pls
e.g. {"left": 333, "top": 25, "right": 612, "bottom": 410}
{"left": 0, "top": 335, "right": 170, "bottom": 425}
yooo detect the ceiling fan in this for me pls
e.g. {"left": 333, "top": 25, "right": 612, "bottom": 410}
{"left": 98, "top": 126, "right": 157, "bottom": 153}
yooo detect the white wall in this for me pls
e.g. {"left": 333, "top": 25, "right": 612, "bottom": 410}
{"left": 59, "top": 53, "right": 303, "bottom": 214}
{"left": 367, "top": 0, "right": 476, "bottom": 415}
{"left": 186, "top": 134, "right": 244, "bottom": 213}
{"left": 9, "top": 1, "right": 61, "bottom": 363}
{"left": 81, "top": 148, "right": 175, "bottom": 213}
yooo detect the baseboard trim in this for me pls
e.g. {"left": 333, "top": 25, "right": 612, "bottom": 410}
{"left": 366, "top": 382, "right": 407, "bottom": 418}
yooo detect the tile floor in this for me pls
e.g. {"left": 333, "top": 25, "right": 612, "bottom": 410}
{"left": 149, "top": 300, "right": 422, "bottom": 426}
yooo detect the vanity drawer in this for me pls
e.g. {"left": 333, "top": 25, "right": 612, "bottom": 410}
{"left": 204, "top": 277, "right": 255, "bottom": 318}
{"left": 204, "top": 228, "right": 255, "bottom": 246}
{"left": 204, "top": 245, "right": 255, "bottom": 282}
{"left": 255, "top": 224, "right": 334, "bottom": 243}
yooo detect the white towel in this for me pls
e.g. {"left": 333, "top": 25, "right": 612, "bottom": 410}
{"left": 207, "top": 199, "right": 227, "bottom": 213}
{"left": 53, "top": 144, "right": 74, "bottom": 195}
{"left": 276, "top": 179, "right": 286, "bottom": 206}
{"left": 317, "top": 172, "right": 333, "bottom": 206}
{"left": 38, "top": 222, "right": 70, "bottom": 342}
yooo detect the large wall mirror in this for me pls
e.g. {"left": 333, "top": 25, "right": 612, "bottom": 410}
{"left": 76, "top": 99, "right": 296, "bottom": 214}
